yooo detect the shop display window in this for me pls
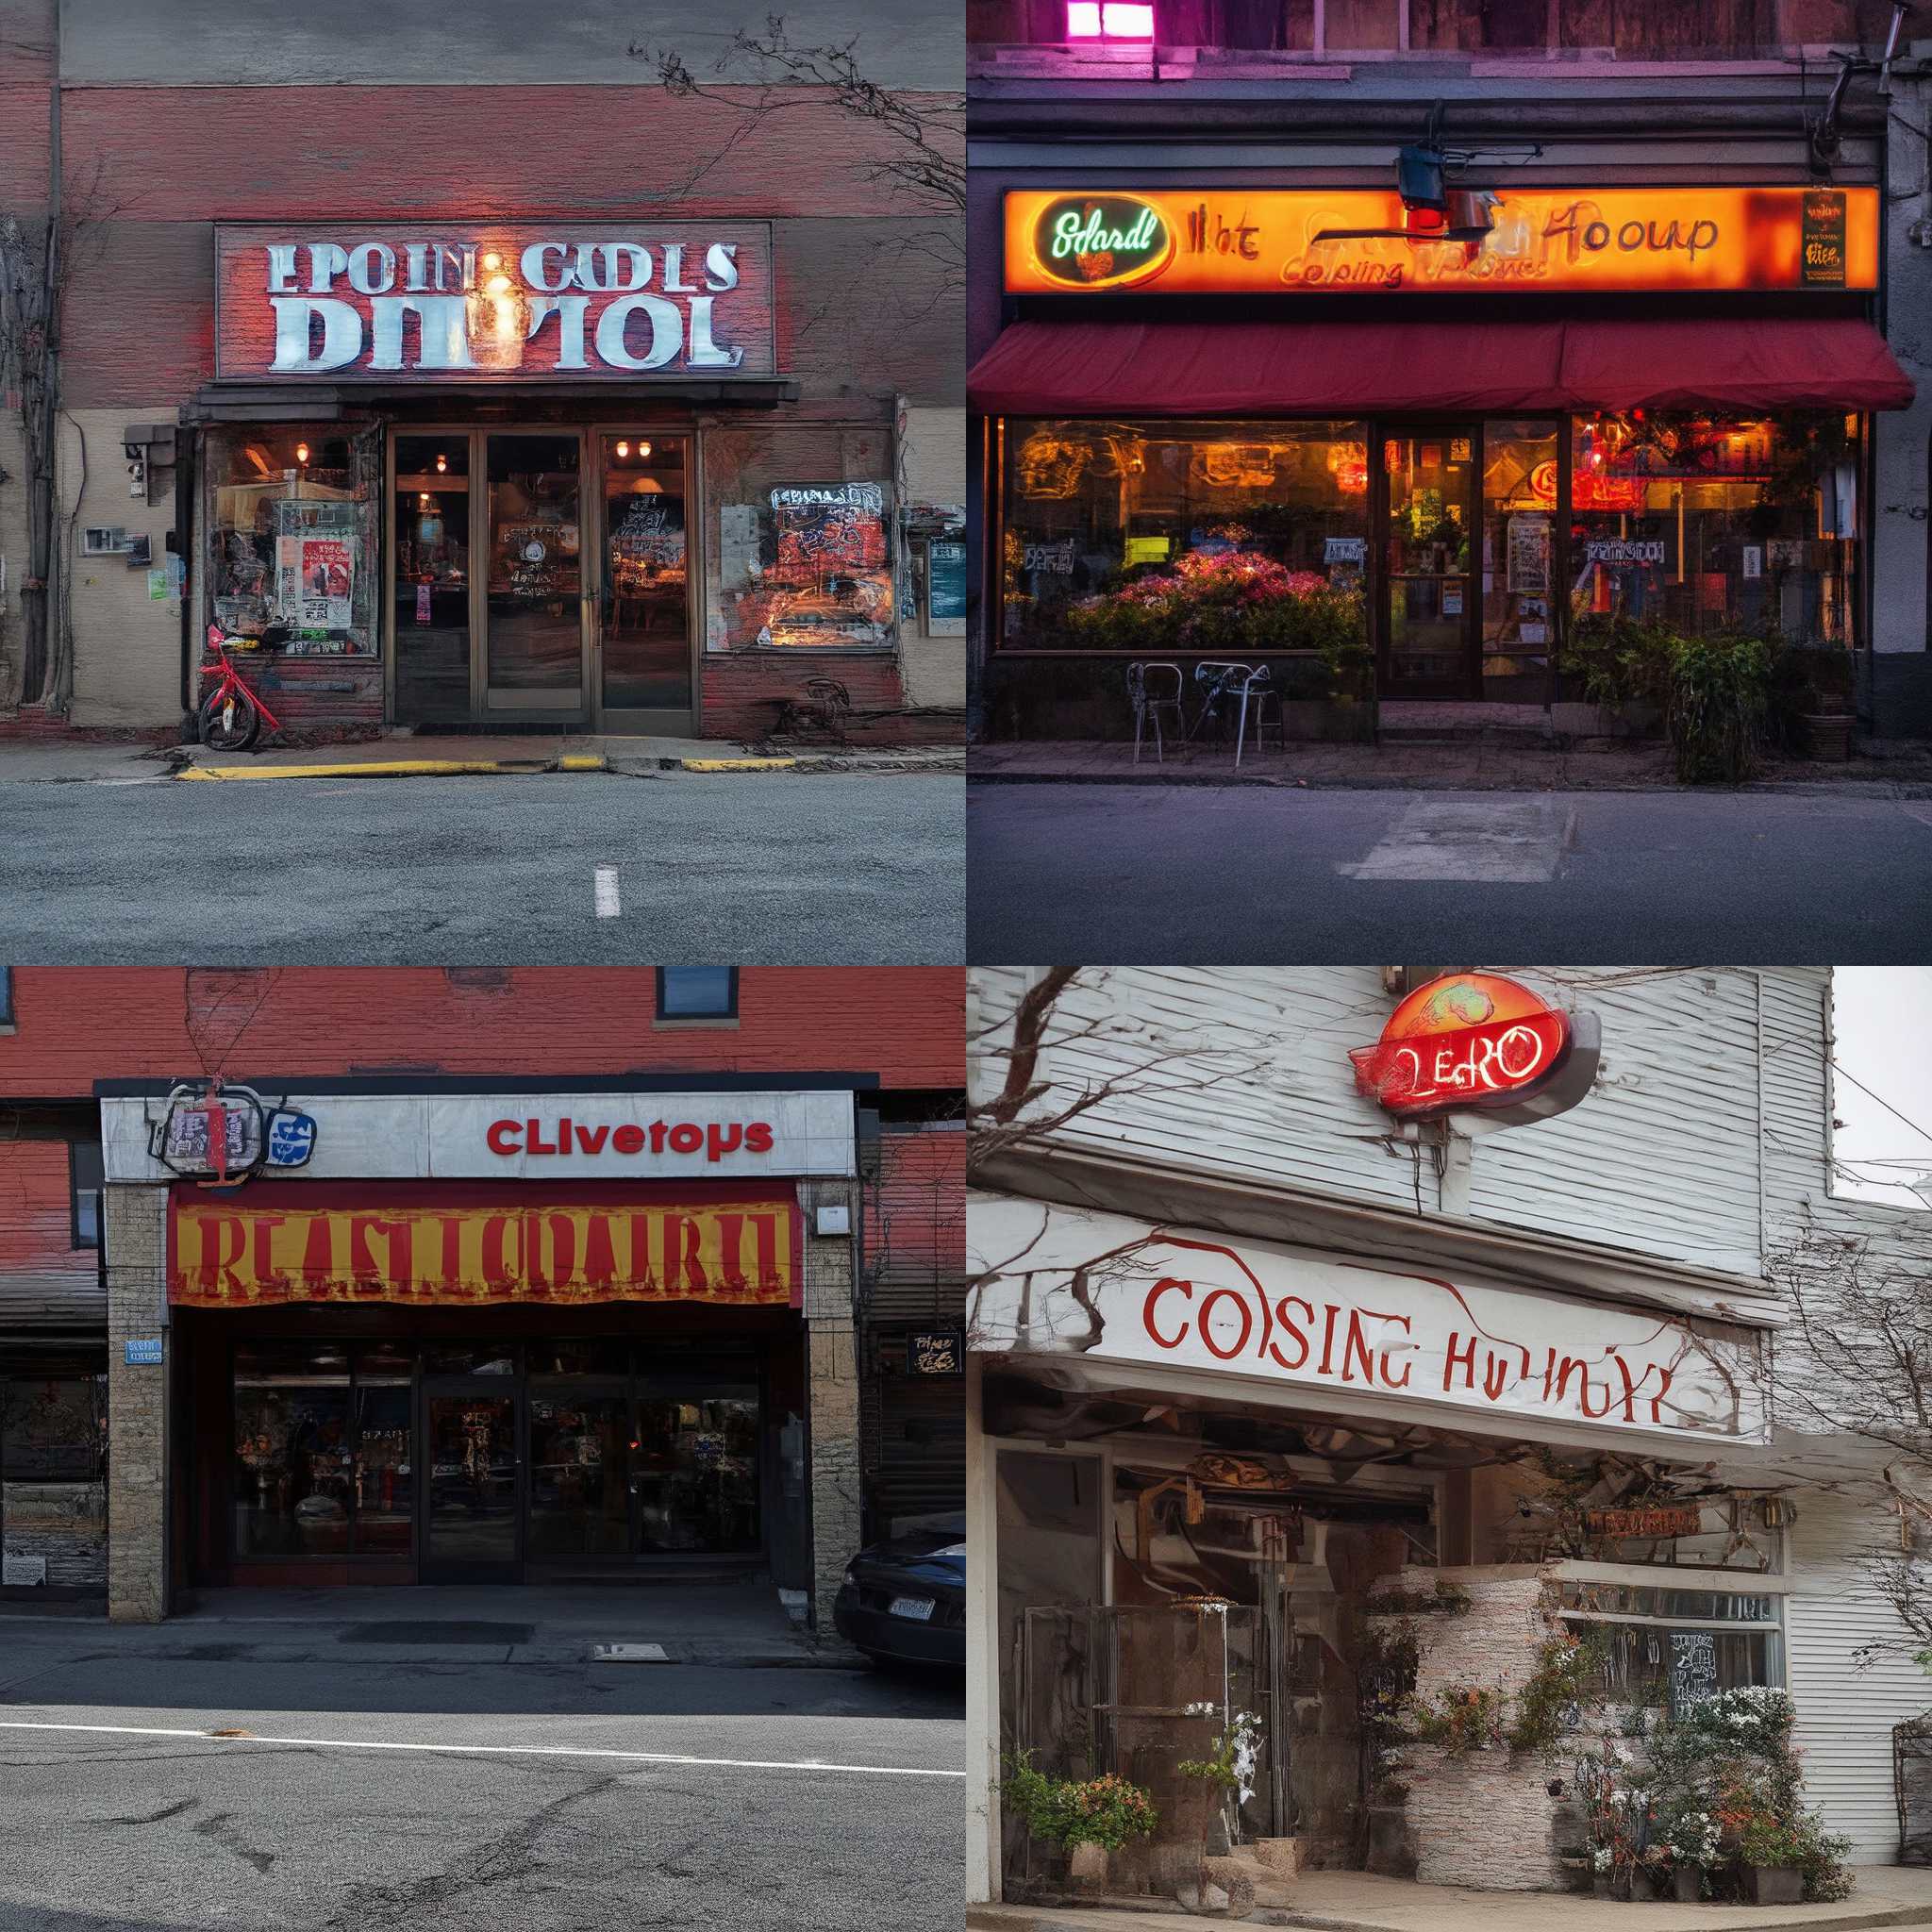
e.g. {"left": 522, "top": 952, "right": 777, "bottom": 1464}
{"left": 705, "top": 425, "right": 896, "bottom": 649}
{"left": 999, "top": 417, "right": 1371, "bottom": 652}
{"left": 1568, "top": 410, "right": 1862, "bottom": 649}
{"left": 206, "top": 426, "right": 381, "bottom": 655}
{"left": 634, "top": 1390, "right": 760, "bottom": 1553}
{"left": 1480, "top": 420, "right": 1560, "bottom": 700}
{"left": 1, "top": 1363, "right": 108, "bottom": 1589}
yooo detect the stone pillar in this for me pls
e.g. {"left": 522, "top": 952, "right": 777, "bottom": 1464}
{"left": 801, "top": 1177, "right": 862, "bottom": 1632}
{"left": 103, "top": 1183, "right": 172, "bottom": 1623}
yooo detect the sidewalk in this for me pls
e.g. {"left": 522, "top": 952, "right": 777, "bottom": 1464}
{"left": 968, "top": 738, "right": 1932, "bottom": 795}
{"left": 0, "top": 1580, "right": 870, "bottom": 1670}
{"left": 968, "top": 1867, "right": 1932, "bottom": 1932}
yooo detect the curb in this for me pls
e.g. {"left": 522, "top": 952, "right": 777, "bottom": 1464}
{"left": 177, "top": 757, "right": 575, "bottom": 782}
{"left": 175, "top": 752, "right": 960, "bottom": 781}
{"left": 969, "top": 1905, "right": 1932, "bottom": 1932}
{"left": 965, "top": 769, "right": 1932, "bottom": 799}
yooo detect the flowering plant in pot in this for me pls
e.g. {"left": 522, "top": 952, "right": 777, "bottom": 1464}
{"left": 998, "top": 1752, "right": 1158, "bottom": 1889}
{"left": 1177, "top": 1700, "right": 1264, "bottom": 1857}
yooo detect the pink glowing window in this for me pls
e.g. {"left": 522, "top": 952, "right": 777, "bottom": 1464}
{"left": 1066, "top": 1, "right": 1155, "bottom": 37}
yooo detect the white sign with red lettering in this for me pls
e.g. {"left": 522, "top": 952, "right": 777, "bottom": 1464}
{"left": 968, "top": 1196, "right": 1763, "bottom": 1444}
{"left": 103, "top": 1090, "right": 855, "bottom": 1183}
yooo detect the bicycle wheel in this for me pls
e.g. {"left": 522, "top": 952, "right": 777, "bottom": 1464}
{"left": 199, "top": 685, "right": 261, "bottom": 753}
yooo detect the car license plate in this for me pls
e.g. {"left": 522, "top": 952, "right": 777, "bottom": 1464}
{"left": 889, "top": 1595, "right": 936, "bottom": 1622}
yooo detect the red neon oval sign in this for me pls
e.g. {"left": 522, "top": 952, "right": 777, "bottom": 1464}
{"left": 1349, "top": 973, "right": 1572, "bottom": 1118}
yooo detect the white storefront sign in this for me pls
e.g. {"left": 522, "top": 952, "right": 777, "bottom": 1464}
{"left": 969, "top": 1195, "right": 1765, "bottom": 1444}
{"left": 103, "top": 1090, "right": 856, "bottom": 1184}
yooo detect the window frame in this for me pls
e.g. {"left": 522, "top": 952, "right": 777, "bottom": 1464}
{"left": 68, "top": 1141, "right": 104, "bottom": 1253}
{"left": 655, "top": 966, "right": 740, "bottom": 1021}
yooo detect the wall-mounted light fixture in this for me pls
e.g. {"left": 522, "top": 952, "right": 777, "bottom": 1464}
{"left": 1067, "top": 2, "right": 1154, "bottom": 40}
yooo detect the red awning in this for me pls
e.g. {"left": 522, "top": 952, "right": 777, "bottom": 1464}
{"left": 968, "top": 315, "right": 1915, "bottom": 416}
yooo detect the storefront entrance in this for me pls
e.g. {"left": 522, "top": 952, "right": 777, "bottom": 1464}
{"left": 220, "top": 1335, "right": 769, "bottom": 1588}
{"left": 390, "top": 426, "right": 696, "bottom": 735}
{"left": 1378, "top": 425, "right": 1478, "bottom": 698}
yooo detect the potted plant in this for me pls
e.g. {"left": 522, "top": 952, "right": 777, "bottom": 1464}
{"left": 999, "top": 1751, "right": 1158, "bottom": 1890}
{"left": 1178, "top": 1702, "right": 1264, "bottom": 1855}
{"left": 1736, "top": 1817, "right": 1807, "bottom": 1906}
{"left": 1654, "top": 1807, "right": 1720, "bottom": 1903}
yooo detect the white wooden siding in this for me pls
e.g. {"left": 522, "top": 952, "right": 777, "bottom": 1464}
{"left": 973, "top": 967, "right": 1765, "bottom": 1275}
{"left": 1786, "top": 1485, "right": 1932, "bottom": 1861}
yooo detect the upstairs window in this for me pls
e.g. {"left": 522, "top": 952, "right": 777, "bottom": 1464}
{"left": 657, "top": 967, "right": 739, "bottom": 1020}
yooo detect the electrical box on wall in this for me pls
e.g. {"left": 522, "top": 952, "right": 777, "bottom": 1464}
{"left": 814, "top": 1203, "right": 851, "bottom": 1238}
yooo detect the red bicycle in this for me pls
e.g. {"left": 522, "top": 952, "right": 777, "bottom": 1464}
{"left": 198, "top": 625, "right": 283, "bottom": 752}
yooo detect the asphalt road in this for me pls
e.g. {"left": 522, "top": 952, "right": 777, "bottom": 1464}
{"left": 0, "top": 1624, "right": 962, "bottom": 1932}
{"left": 968, "top": 783, "right": 1932, "bottom": 962}
{"left": 0, "top": 773, "right": 963, "bottom": 965}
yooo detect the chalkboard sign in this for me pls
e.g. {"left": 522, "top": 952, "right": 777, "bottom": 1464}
{"left": 1670, "top": 1631, "right": 1720, "bottom": 1711}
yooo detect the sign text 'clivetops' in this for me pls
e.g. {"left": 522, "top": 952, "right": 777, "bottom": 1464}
{"left": 1004, "top": 187, "right": 1879, "bottom": 296}
{"left": 215, "top": 224, "right": 776, "bottom": 380}
{"left": 485, "top": 1114, "right": 774, "bottom": 1162}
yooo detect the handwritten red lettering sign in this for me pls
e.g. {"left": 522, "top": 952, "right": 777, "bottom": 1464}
{"left": 1350, "top": 974, "right": 1572, "bottom": 1118}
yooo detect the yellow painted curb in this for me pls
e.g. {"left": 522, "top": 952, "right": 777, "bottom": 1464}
{"left": 178, "top": 758, "right": 514, "bottom": 781}
{"left": 680, "top": 757, "right": 798, "bottom": 772}
{"left": 556, "top": 754, "right": 609, "bottom": 772}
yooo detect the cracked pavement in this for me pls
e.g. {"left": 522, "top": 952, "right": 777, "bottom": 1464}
{"left": 0, "top": 1622, "right": 962, "bottom": 1931}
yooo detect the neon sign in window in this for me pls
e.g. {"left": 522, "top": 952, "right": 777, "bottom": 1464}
{"left": 1067, "top": 2, "right": 1155, "bottom": 38}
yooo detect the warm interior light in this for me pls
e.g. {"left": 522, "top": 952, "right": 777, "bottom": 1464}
{"left": 486, "top": 273, "right": 511, "bottom": 296}
{"left": 1066, "top": 1, "right": 1101, "bottom": 33}
{"left": 435, "top": 452, "right": 447, "bottom": 474}
{"left": 418, "top": 492, "right": 431, "bottom": 508}
{"left": 482, "top": 251, "right": 502, "bottom": 271}
{"left": 638, "top": 440, "right": 652, "bottom": 458}
{"left": 1102, "top": 0, "right": 1154, "bottom": 34}
{"left": 615, "top": 440, "right": 629, "bottom": 458}
{"left": 294, "top": 441, "right": 309, "bottom": 464}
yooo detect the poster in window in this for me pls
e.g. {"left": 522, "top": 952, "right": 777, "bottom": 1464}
{"left": 927, "top": 541, "right": 966, "bottom": 637}
{"left": 760, "top": 483, "right": 891, "bottom": 647}
{"left": 1669, "top": 1630, "right": 1720, "bottom": 1711}
{"left": 1507, "top": 514, "right": 1551, "bottom": 597}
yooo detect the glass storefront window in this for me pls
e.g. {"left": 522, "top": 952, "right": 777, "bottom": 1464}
{"left": 1568, "top": 1620, "right": 1777, "bottom": 1709}
{"left": 233, "top": 1344, "right": 353, "bottom": 1557}
{"left": 207, "top": 426, "right": 380, "bottom": 654}
{"left": 634, "top": 1390, "right": 760, "bottom": 1553}
{"left": 1568, "top": 410, "right": 1861, "bottom": 648}
{"left": 1, "top": 1364, "right": 108, "bottom": 1590}
{"left": 601, "top": 434, "right": 691, "bottom": 708}
{"left": 1000, "top": 417, "right": 1370, "bottom": 650}
{"left": 528, "top": 1391, "right": 632, "bottom": 1557}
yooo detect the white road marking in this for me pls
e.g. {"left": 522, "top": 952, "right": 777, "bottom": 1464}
{"left": 1338, "top": 799, "right": 1575, "bottom": 883}
{"left": 594, "top": 865, "right": 621, "bottom": 917}
{"left": 0, "top": 1718, "right": 961, "bottom": 1779}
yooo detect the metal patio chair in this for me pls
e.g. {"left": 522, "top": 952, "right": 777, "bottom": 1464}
{"left": 1191, "top": 660, "right": 1283, "bottom": 770}
{"left": 1125, "top": 660, "right": 1186, "bottom": 764}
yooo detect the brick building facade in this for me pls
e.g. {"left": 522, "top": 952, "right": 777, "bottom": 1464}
{"left": 0, "top": 966, "right": 964, "bottom": 1626}
{"left": 0, "top": 0, "right": 965, "bottom": 743}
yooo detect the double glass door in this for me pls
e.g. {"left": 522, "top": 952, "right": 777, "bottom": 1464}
{"left": 423, "top": 1381, "right": 522, "bottom": 1582}
{"left": 391, "top": 428, "right": 694, "bottom": 731}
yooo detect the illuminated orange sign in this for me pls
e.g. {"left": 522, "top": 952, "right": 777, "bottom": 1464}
{"left": 1005, "top": 188, "right": 1878, "bottom": 296}
{"left": 1350, "top": 974, "right": 1574, "bottom": 1119}
{"left": 169, "top": 1184, "right": 800, "bottom": 1308}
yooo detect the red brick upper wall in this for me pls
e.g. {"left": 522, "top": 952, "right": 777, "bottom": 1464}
{"left": 60, "top": 87, "right": 954, "bottom": 222}
{"left": 0, "top": 1141, "right": 92, "bottom": 1281}
{"left": 0, "top": 969, "right": 966, "bottom": 1096}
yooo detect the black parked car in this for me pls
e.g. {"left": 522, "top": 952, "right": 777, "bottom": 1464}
{"left": 833, "top": 1517, "right": 965, "bottom": 1668}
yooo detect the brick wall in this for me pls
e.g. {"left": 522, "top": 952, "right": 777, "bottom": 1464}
{"left": 1374, "top": 1565, "right": 1568, "bottom": 1892}
{"left": 0, "top": 967, "right": 966, "bottom": 1098}
{"left": 102, "top": 1184, "right": 169, "bottom": 1624}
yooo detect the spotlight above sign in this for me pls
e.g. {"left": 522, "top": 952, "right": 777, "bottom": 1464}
{"left": 214, "top": 224, "right": 776, "bottom": 381}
